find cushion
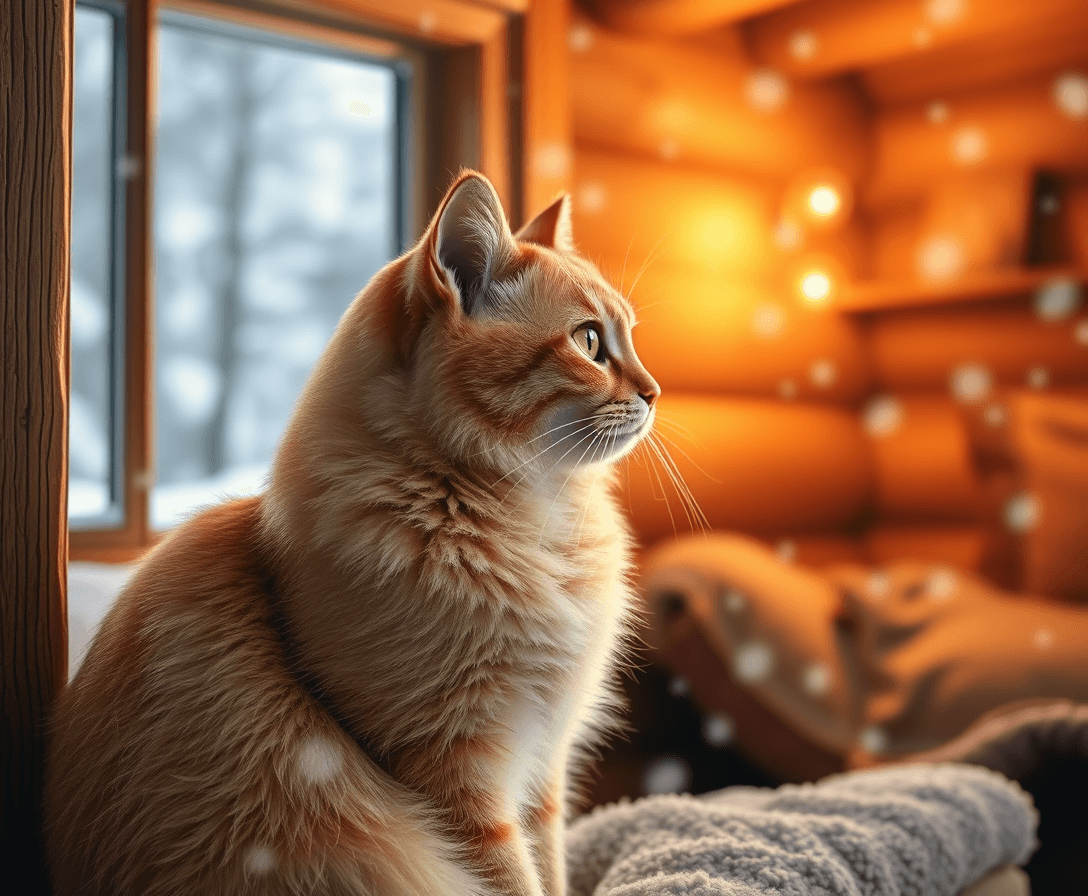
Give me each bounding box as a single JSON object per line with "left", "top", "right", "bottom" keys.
{"left": 963, "top": 389, "right": 1088, "bottom": 604}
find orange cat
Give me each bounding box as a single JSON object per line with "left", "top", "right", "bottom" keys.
{"left": 45, "top": 172, "right": 659, "bottom": 896}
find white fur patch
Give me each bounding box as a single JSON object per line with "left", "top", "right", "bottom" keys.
{"left": 244, "top": 843, "right": 276, "bottom": 875}
{"left": 296, "top": 733, "right": 344, "bottom": 785}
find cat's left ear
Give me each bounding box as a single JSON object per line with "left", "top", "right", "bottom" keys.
{"left": 515, "top": 195, "right": 574, "bottom": 252}
{"left": 431, "top": 172, "right": 515, "bottom": 316}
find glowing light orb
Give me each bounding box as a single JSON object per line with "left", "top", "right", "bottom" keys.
{"left": 807, "top": 185, "right": 841, "bottom": 217}
{"left": 1034, "top": 276, "right": 1081, "bottom": 322}
{"left": 983, "top": 403, "right": 1006, "bottom": 427}
{"left": 296, "top": 734, "right": 343, "bottom": 785}
{"left": 577, "top": 182, "right": 607, "bottom": 214}
{"left": 533, "top": 143, "right": 571, "bottom": 180}
{"left": 1034, "top": 628, "right": 1055, "bottom": 650}
{"left": 643, "top": 756, "right": 691, "bottom": 794}
{"left": 788, "top": 29, "right": 819, "bottom": 61}
{"left": 775, "top": 539, "right": 796, "bottom": 563}
{"left": 808, "top": 359, "right": 837, "bottom": 389}
{"left": 668, "top": 676, "right": 690, "bottom": 698}
{"left": 916, "top": 236, "right": 965, "bottom": 282}
{"left": 859, "top": 726, "right": 887, "bottom": 754}
{"left": 774, "top": 219, "right": 803, "bottom": 251}
{"left": 926, "top": 101, "right": 950, "bottom": 124}
{"left": 1005, "top": 492, "right": 1041, "bottom": 533}
{"left": 862, "top": 395, "right": 905, "bottom": 438}
{"left": 733, "top": 641, "right": 774, "bottom": 683}
{"left": 744, "top": 68, "right": 790, "bottom": 113}
{"left": 802, "top": 663, "right": 831, "bottom": 696}
{"left": 926, "top": 0, "right": 966, "bottom": 25}
{"left": 418, "top": 11, "right": 437, "bottom": 33}
{"left": 245, "top": 845, "right": 276, "bottom": 875}
{"left": 1027, "top": 367, "right": 1050, "bottom": 389}
{"left": 800, "top": 271, "right": 832, "bottom": 304}
{"left": 950, "top": 363, "right": 993, "bottom": 404}
{"left": 703, "top": 713, "right": 735, "bottom": 747}
{"left": 867, "top": 572, "right": 889, "bottom": 598}
{"left": 567, "top": 23, "right": 594, "bottom": 53}
{"left": 751, "top": 303, "right": 786, "bottom": 339}
{"left": 1054, "top": 72, "right": 1088, "bottom": 120}
{"left": 951, "top": 126, "right": 988, "bottom": 165}
{"left": 778, "top": 378, "right": 799, "bottom": 399}
{"left": 927, "top": 568, "right": 957, "bottom": 601}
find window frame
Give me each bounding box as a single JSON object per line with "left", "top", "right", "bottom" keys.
{"left": 68, "top": 0, "right": 561, "bottom": 562}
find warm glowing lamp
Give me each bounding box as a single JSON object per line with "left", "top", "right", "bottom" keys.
{"left": 807, "top": 185, "right": 841, "bottom": 218}
{"left": 800, "top": 270, "right": 832, "bottom": 304}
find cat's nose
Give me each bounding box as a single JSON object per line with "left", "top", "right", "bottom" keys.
{"left": 638, "top": 376, "right": 660, "bottom": 410}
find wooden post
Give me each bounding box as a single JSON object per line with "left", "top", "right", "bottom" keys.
{"left": 1, "top": 0, "right": 72, "bottom": 890}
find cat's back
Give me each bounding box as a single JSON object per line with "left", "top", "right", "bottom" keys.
{"left": 46, "top": 496, "right": 477, "bottom": 896}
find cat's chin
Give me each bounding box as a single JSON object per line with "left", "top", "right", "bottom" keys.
{"left": 581, "top": 420, "right": 652, "bottom": 465}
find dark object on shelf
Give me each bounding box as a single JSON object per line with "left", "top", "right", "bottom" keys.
{"left": 1025, "top": 171, "right": 1072, "bottom": 267}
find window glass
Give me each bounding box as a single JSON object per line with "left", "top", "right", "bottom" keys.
{"left": 152, "top": 17, "right": 399, "bottom": 528}
{"left": 70, "top": 4, "right": 121, "bottom": 527}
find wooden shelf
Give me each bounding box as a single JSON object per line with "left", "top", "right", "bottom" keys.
{"left": 837, "top": 265, "right": 1088, "bottom": 313}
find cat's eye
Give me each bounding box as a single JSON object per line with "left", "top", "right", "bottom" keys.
{"left": 573, "top": 324, "right": 604, "bottom": 361}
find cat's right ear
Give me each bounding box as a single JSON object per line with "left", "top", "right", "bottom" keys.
{"left": 429, "top": 172, "right": 514, "bottom": 316}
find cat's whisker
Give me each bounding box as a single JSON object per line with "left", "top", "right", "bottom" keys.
{"left": 642, "top": 435, "right": 679, "bottom": 538}
{"left": 647, "top": 433, "right": 711, "bottom": 534}
{"left": 652, "top": 427, "right": 721, "bottom": 485}
{"left": 468, "top": 416, "right": 594, "bottom": 461}
{"left": 624, "top": 234, "right": 667, "bottom": 307}
{"left": 539, "top": 429, "right": 604, "bottom": 546}
{"left": 646, "top": 435, "right": 698, "bottom": 534}
{"left": 490, "top": 419, "right": 598, "bottom": 490}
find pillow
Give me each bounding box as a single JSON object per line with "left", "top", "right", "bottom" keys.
{"left": 962, "top": 389, "right": 1088, "bottom": 604}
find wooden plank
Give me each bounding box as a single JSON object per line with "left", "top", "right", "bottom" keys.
{"left": 521, "top": 0, "right": 572, "bottom": 217}
{"left": 839, "top": 265, "right": 1088, "bottom": 313}
{"left": 70, "top": 0, "right": 155, "bottom": 562}
{"left": 166, "top": 0, "right": 406, "bottom": 57}
{"left": 862, "top": 19, "right": 1088, "bottom": 105}
{"left": 866, "top": 75, "right": 1088, "bottom": 207}
{"left": 569, "top": 11, "right": 870, "bottom": 182}
{"left": 0, "top": 0, "right": 71, "bottom": 889}
{"left": 582, "top": 0, "right": 801, "bottom": 35}
{"left": 266, "top": 0, "right": 506, "bottom": 45}
{"left": 745, "top": 0, "right": 1088, "bottom": 81}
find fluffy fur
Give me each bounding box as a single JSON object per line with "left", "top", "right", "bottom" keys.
{"left": 45, "top": 172, "right": 659, "bottom": 896}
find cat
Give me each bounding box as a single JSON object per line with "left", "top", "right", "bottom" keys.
{"left": 45, "top": 171, "right": 660, "bottom": 896}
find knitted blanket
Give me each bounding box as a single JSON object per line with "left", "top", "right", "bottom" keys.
{"left": 567, "top": 764, "right": 1037, "bottom": 896}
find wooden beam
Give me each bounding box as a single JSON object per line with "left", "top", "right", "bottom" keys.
{"left": 520, "top": 0, "right": 572, "bottom": 218}
{"left": 266, "top": 0, "right": 506, "bottom": 45}
{"left": 1, "top": 0, "right": 71, "bottom": 889}
{"left": 569, "top": 12, "right": 870, "bottom": 182}
{"left": 863, "top": 20, "right": 1088, "bottom": 105}
{"left": 745, "top": 0, "right": 1088, "bottom": 81}
{"left": 866, "top": 75, "right": 1088, "bottom": 207}
{"left": 582, "top": 0, "right": 801, "bottom": 35}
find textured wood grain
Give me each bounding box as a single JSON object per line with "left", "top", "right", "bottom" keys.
{"left": 1, "top": 0, "right": 71, "bottom": 889}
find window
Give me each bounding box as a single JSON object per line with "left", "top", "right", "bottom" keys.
{"left": 71, "top": 1, "right": 125, "bottom": 528}
{"left": 67, "top": 0, "right": 528, "bottom": 561}
{"left": 151, "top": 14, "right": 404, "bottom": 527}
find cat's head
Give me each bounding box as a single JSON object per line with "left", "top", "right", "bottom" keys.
{"left": 384, "top": 171, "right": 659, "bottom": 480}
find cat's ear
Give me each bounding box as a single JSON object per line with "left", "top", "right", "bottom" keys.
{"left": 514, "top": 195, "right": 573, "bottom": 252}
{"left": 431, "top": 172, "right": 514, "bottom": 316}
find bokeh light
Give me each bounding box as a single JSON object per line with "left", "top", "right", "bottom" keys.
{"left": 788, "top": 29, "right": 818, "bottom": 61}
{"left": 916, "top": 236, "right": 965, "bottom": 282}
{"left": 744, "top": 68, "right": 790, "bottom": 113}
{"left": 1033, "top": 276, "right": 1081, "bottom": 322}
{"left": 862, "top": 395, "right": 905, "bottom": 438}
{"left": 950, "top": 126, "right": 988, "bottom": 165}
{"left": 1054, "top": 72, "right": 1088, "bottom": 120}
{"left": 809, "top": 358, "right": 837, "bottom": 389}
{"left": 733, "top": 641, "right": 774, "bottom": 683}
{"left": 1004, "top": 491, "right": 1042, "bottom": 533}
{"left": 800, "top": 271, "right": 832, "bottom": 304}
{"left": 950, "top": 363, "right": 993, "bottom": 404}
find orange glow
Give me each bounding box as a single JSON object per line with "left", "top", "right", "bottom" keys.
{"left": 782, "top": 168, "right": 853, "bottom": 231}
{"left": 800, "top": 271, "right": 832, "bottom": 304}
{"left": 807, "top": 185, "right": 841, "bottom": 217}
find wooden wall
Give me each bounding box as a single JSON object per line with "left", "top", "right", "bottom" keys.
{"left": 568, "top": 7, "right": 1088, "bottom": 566}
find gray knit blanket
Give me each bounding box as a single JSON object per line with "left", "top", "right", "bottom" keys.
{"left": 567, "top": 764, "right": 1037, "bottom": 896}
